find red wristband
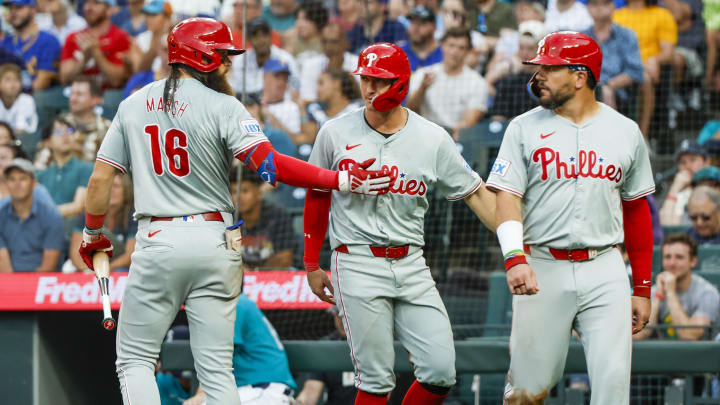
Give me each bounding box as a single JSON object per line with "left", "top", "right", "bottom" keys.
{"left": 633, "top": 285, "right": 651, "bottom": 298}
{"left": 504, "top": 255, "right": 528, "bottom": 271}
{"left": 85, "top": 212, "right": 106, "bottom": 230}
{"left": 304, "top": 262, "right": 320, "bottom": 272}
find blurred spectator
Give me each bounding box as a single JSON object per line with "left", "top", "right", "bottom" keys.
{"left": 242, "top": 93, "right": 296, "bottom": 157}
{"left": 221, "top": 0, "right": 282, "bottom": 50}
{"left": 704, "top": 0, "right": 720, "bottom": 91}
{"left": 234, "top": 168, "right": 296, "bottom": 270}
{"left": 474, "top": 0, "right": 517, "bottom": 49}
{"left": 261, "top": 0, "right": 299, "bottom": 32}
{"left": 331, "top": 0, "right": 360, "bottom": 32}
{"left": 0, "top": 158, "right": 65, "bottom": 272}
{"left": 407, "top": 28, "right": 488, "bottom": 139}
{"left": 388, "top": 0, "right": 414, "bottom": 23}
{"left": 156, "top": 325, "right": 193, "bottom": 404}
{"left": 285, "top": 1, "right": 328, "bottom": 59}
{"left": 295, "top": 305, "right": 358, "bottom": 405}
{"left": 613, "top": 0, "right": 677, "bottom": 139}
{"left": 123, "top": 33, "right": 171, "bottom": 98}
{"left": 666, "top": 0, "right": 705, "bottom": 114}
{"left": 60, "top": 0, "right": 131, "bottom": 89}
{"left": 298, "top": 22, "right": 359, "bottom": 103}
{"left": 0, "top": 121, "right": 20, "bottom": 146}
{"left": 35, "top": 0, "right": 87, "bottom": 45}
{"left": 261, "top": 59, "right": 301, "bottom": 136}
{"left": 438, "top": 0, "right": 489, "bottom": 69}
{"left": 545, "top": 0, "right": 594, "bottom": 32}
{"left": 583, "top": 0, "right": 644, "bottom": 110}
{"left": 0, "top": 143, "right": 53, "bottom": 203}
{"left": 660, "top": 139, "right": 710, "bottom": 225}
{"left": 68, "top": 173, "right": 135, "bottom": 272}
{"left": 127, "top": 0, "right": 173, "bottom": 74}
{"left": 1, "top": 0, "right": 62, "bottom": 91}
{"left": 36, "top": 116, "right": 93, "bottom": 219}
{"left": 399, "top": 6, "right": 443, "bottom": 71}
{"left": 635, "top": 233, "right": 720, "bottom": 340}
{"left": 35, "top": 77, "right": 110, "bottom": 167}
{"left": 110, "top": 0, "right": 146, "bottom": 37}
{"left": 183, "top": 294, "right": 297, "bottom": 404}
{"left": 486, "top": 26, "right": 541, "bottom": 120}
{"left": 0, "top": 64, "right": 38, "bottom": 135}
{"left": 687, "top": 186, "right": 720, "bottom": 244}
{"left": 299, "top": 69, "right": 362, "bottom": 145}
{"left": 166, "top": 0, "right": 220, "bottom": 21}
{"left": 691, "top": 166, "right": 720, "bottom": 189}
{"left": 347, "top": 0, "right": 408, "bottom": 54}
{"left": 485, "top": 20, "right": 545, "bottom": 94}
{"left": 229, "top": 18, "right": 299, "bottom": 96}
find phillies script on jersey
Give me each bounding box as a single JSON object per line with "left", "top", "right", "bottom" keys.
{"left": 532, "top": 147, "right": 623, "bottom": 183}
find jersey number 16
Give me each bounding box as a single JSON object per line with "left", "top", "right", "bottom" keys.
{"left": 144, "top": 124, "right": 190, "bottom": 177}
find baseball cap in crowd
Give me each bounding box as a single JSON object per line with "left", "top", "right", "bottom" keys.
{"left": 247, "top": 18, "right": 271, "bottom": 36}
{"left": 263, "top": 58, "right": 290, "bottom": 74}
{"left": 675, "top": 139, "right": 708, "bottom": 161}
{"left": 240, "top": 92, "right": 262, "bottom": 106}
{"left": 4, "top": 158, "right": 35, "bottom": 178}
{"left": 95, "top": 0, "right": 118, "bottom": 6}
{"left": 692, "top": 166, "right": 720, "bottom": 187}
{"left": 142, "top": 0, "right": 173, "bottom": 16}
{"left": 408, "top": 5, "right": 436, "bottom": 23}
{"left": 2, "top": 0, "right": 37, "bottom": 6}
{"left": 518, "top": 20, "right": 547, "bottom": 43}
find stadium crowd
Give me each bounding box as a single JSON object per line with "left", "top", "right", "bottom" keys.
{"left": 0, "top": 0, "right": 719, "bottom": 402}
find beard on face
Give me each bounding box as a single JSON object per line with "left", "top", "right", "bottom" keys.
{"left": 538, "top": 83, "right": 574, "bottom": 110}
{"left": 12, "top": 14, "right": 33, "bottom": 31}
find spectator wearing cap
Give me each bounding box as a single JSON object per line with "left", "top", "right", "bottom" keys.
{"left": 583, "top": 0, "right": 644, "bottom": 110}
{"left": 0, "top": 141, "right": 54, "bottom": 203}
{"left": 261, "top": 58, "right": 301, "bottom": 136}
{"left": 127, "top": 0, "right": 173, "bottom": 74}
{"left": 60, "top": 0, "right": 131, "bottom": 89}
{"left": 297, "top": 22, "right": 359, "bottom": 103}
{"left": 0, "top": 158, "right": 65, "bottom": 272}
{"left": 36, "top": 116, "right": 93, "bottom": 221}
{"left": 35, "top": 0, "right": 87, "bottom": 46}
{"left": 474, "top": 0, "right": 517, "bottom": 50}
{"left": 686, "top": 186, "right": 720, "bottom": 245}
{"left": 229, "top": 18, "right": 299, "bottom": 96}
{"left": 220, "top": 0, "right": 282, "bottom": 50}
{"left": 347, "top": 0, "right": 409, "bottom": 54}
{"left": 156, "top": 325, "right": 193, "bottom": 404}
{"left": 285, "top": 1, "right": 328, "bottom": 59}
{"left": 545, "top": 0, "right": 594, "bottom": 32}
{"left": 261, "top": 0, "right": 299, "bottom": 32}
{"left": 407, "top": 28, "right": 488, "bottom": 139}
{"left": 399, "top": 6, "right": 443, "bottom": 71}
{"left": 660, "top": 139, "right": 710, "bottom": 226}
{"left": 692, "top": 166, "right": 720, "bottom": 189}
{"left": 183, "top": 294, "right": 297, "bottom": 404}
{"left": 485, "top": 20, "right": 545, "bottom": 93}
{"left": 486, "top": 24, "right": 543, "bottom": 120}
{"left": 0, "top": 64, "right": 38, "bottom": 137}
{"left": 110, "top": 0, "right": 146, "bottom": 37}
{"left": 1, "top": 0, "right": 62, "bottom": 91}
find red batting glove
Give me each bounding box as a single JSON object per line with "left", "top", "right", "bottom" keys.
{"left": 78, "top": 228, "right": 114, "bottom": 270}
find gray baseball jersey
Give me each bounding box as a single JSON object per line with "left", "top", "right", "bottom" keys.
{"left": 486, "top": 103, "right": 655, "bottom": 248}
{"left": 97, "top": 78, "right": 268, "bottom": 218}
{"left": 308, "top": 107, "right": 482, "bottom": 248}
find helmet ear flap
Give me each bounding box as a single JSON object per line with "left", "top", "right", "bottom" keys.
{"left": 527, "top": 71, "right": 541, "bottom": 100}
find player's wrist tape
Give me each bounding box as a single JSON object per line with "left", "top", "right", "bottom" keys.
{"left": 337, "top": 171, "right": 350, "bottom": 192}
{"left": 497, "top": 220, "right": 526, "bottom": 271}
{"left": 633, "top": 285, "right": 651, "bottom": 298}
{"left": 85, "top": 212, "right": 106, "bottom": 230}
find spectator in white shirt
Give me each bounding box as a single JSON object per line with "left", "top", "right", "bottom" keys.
{"left": 35, "top": 0, "right": 87, "bottom": 45}
{"left": 261, "top": 58, "right": 301, "bottom": 139}
{"left": 407, "top": 27, "right": 488, "bottom": 139}
{"left": 126, "top": 0, "right": 174, "bottom": 74}
{"left": 545, "top": 0, "right": 593, "bottom": 32}
{"left": 0, "top": 64, "right": 38, "bottom": 136}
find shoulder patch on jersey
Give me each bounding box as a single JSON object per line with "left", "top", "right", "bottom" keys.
{"left": 491, "top": 158, "right": 511, "bottom": 177}
{"left": 240, "top": 119, "right": 263, "bottom": 135}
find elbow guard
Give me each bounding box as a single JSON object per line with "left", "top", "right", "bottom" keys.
{"left": 236, "top": 141, "right": 278, "bottom": 186}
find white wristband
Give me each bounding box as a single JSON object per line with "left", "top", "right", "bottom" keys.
{"left": 496, "top": 220, "right": 525, "bottom": 259}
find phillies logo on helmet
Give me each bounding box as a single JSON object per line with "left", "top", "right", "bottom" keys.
{"left": 532, "top": 147, "right": 623, "bottom": 183}
{"left": 366, "top": 53, "right": 378, "bottom": 67}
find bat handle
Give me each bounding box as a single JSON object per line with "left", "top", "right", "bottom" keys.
{"left": 97, "top": 277, "right": 116, "bottom": 330}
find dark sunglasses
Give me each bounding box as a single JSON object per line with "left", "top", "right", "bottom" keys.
{"left": 690, "top": 214, "right": 713, "bottom": 222}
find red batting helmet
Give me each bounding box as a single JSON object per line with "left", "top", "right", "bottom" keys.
{"left": 352, "top": 43, "right": 411, "bottom": 112}
{"left": 168, "top": 18, "right": 245, "bottom": 73}
{"left": 524, "top": 31, "right": 602, "bottom": 97}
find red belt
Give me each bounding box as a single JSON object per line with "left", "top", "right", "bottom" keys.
{"left": 336, "top": 244, "right": 410, "bottom": 259}
{"left": 523, "top": 244, "right": 614, "bottom": 262}
{"left": 150, "top": 212, "right": 224, "bottom": 222}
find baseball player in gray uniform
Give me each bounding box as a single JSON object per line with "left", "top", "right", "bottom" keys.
{"left": 486, "top": 31, "right": 655, "bottom": 404}
{"left": 303, "top": 43, "right": 496, "bottom": 405}
{"left": 78, "top": 18, "right": 393, "bottom": 405}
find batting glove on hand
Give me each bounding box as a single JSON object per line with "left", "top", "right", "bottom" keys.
{"left": 338, "top": 158, "right": 395, "bottom": 195}
{"left": 79, "top": 227, "right": 114, "bottom": 270}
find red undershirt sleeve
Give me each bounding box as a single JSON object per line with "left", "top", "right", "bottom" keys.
{"left": 303, "top": 189, "right": 332, "bottom": 271}
{"left": 622, "top": 197, "right": 653, "bottom": 298}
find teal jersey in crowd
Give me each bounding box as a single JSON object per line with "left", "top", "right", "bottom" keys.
{"left": 232, "top": 294, "right": 296, "bottom": 389}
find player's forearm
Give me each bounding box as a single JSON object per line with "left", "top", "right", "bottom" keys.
{"left": 303, "top": 189, "right": 332, "bottom": 270}
{"left": 496, "top": 190, "right": 523, "bottom": 225}
{"left": 86, "top": 162, "right": 118, "bottom": 217}
{"left": 464, "top": 184, "right": 496, "bottom": 232}
{"left": 275, "top": 153, "right": 339, "bottom": 190}
{"left": 622, "top": 198, "right": 653, "bottom": 297}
